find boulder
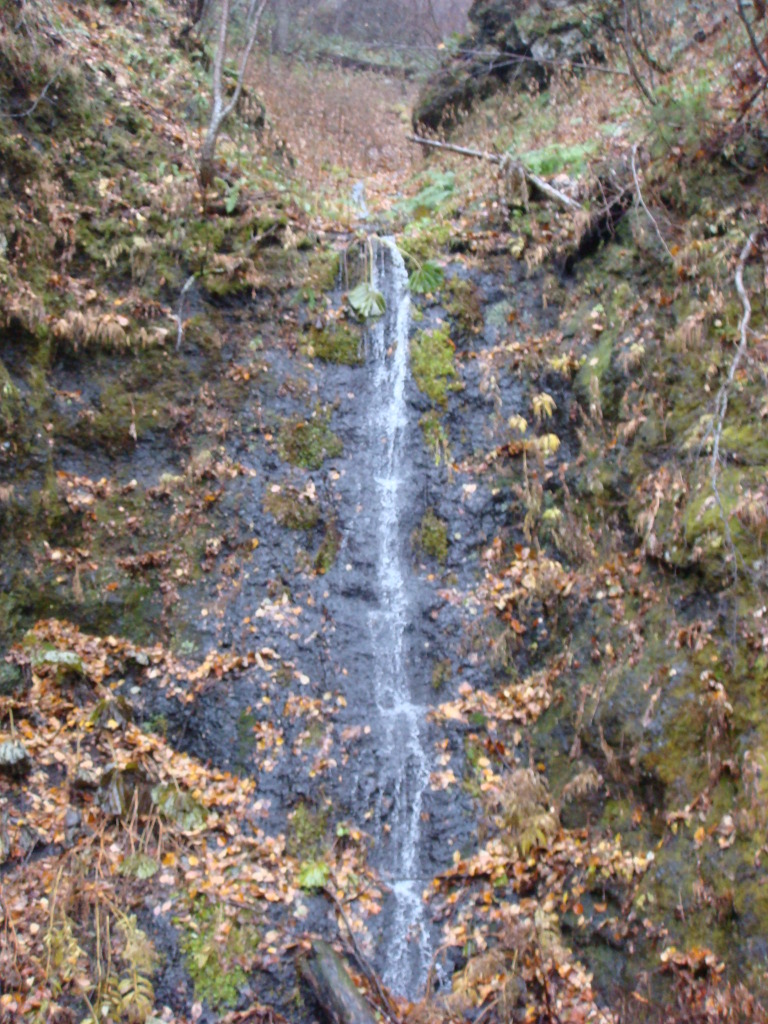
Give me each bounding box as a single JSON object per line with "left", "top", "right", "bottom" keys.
{"left": 413, "top": 0, "right": 605, "bottom": 133}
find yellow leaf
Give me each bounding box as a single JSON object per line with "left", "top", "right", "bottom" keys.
{"left": 535, "top": 433, "right": 561, "bottom": 456}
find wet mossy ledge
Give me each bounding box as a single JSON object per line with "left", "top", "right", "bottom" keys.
{"left": 304, "top": 320, "right": 363, "bottom": 365}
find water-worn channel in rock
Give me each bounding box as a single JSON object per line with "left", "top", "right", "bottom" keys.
{"left": 360, "top": 237, "right": 431, "bottom": 995}
{"left": 130, "top": 242, "right": 551, "bottom": 1013}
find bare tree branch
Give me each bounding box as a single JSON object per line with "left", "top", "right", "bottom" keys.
{"left": 628, "top": 0, "right": 670, "bottom": 76}
{"left": 452, "top": 47, "right": 631, "bottom": 76}
{"left": 736, "top": 0, "right": 768, "bottom": 73}
{"left": 737, "top": 68, "right": 768, "bottom": 119}
{"left": 710, "top": 231, "right": 759, "bottom": 580}
{"left": 175, "top": 275, "right": 196, "bottom": 351}
{"left": 12, "top": 67, "right": 62, "bottom": 118}
{"left": 620, "top": 0, "right": 656, "bottom": 103}
{"left": 407, "top": 134, "right": 583, "bottom": 211}
{"left": 631, "top": 143, "right": 673, "bottom": 262}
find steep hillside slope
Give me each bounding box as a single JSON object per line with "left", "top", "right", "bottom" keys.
{"left": 1, "top": 0, "right": 768, "bottom": 1022}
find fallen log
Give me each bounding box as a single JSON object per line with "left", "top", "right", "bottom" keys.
{"left": 298, "top": 939, "right": 379, "bottom": 1024}
{"left": 407, "top": 134, "right": 583, "bottom": 212}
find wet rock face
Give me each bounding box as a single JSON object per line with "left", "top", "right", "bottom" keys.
{"left": 412, "top": 0, "right": 605, "bottom": 132}
{"left": 127, "top": 248, "right": 557, "bottom": 1006}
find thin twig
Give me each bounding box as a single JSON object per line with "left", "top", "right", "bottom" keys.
{"left": 175, "top": 275, "right": 195, "bottom": 351}
{"left": 630, "top": 0, "right": 669, "bottom": 76}
{"left": 630, "top": 143, "right": 673, "bottom": 262}
{"left": 13, "top": 68, "right": 62, "bottom": 118}
{"left": 451, "top": 48, "right": 631, "bottom": 76}
{"left": 407, "top": 135, "right": 583, "bottom": 211}
{"left": 322, "top": 886, "right": 401, "bottom": 1024}
{"left": 737, "top": 69, "right": 768, "bottom": 119}
{"left": 620, "top": 0, "right": 656, "bottom": 104}
{"left": 710, "top": 231, "right": 759, "bottom": 581}
{"left": 736, "top": 0, "right": 768, "bottom": 73}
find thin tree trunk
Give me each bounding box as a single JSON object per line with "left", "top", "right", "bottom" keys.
{"left": 199, "top": 0, "right": 269, "bottom": 190}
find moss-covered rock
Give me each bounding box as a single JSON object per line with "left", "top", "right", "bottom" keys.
{"left": 314, "top": 518, "right": 341, "bottom": 574}
{"left": 306, "top": 320, "right": 363, "bottom": 365}
{"left": 414, "top": 508, "right": 448, "bottom": 564}
{"left": 444, "top": 276, "right": 484, "bottom": 338}
{"left": 277, "top": 407, "right": 343, "bottom": 469}
{"left": 412, "top": 0, "right": 604, "bottom": 131}
{"left": 178, "top": 899, "right": 259, "bottom": 1010}
{"left": 411, "top": 325, "right": 461, "bottom": 407}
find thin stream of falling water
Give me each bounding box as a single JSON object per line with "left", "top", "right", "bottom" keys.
{"left": 367, "top": 237, "right": 432, "bottom": 997}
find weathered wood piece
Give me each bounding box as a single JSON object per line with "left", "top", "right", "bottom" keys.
{"left": 407, "top": 134, "right": 583, "bottom": 212}
{"left": 298, "top": 939, "right": 378, "bottom": 1024}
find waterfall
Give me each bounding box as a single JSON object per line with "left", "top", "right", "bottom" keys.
{"left": 366, "top": 237, "right": 432, "bottom": 997}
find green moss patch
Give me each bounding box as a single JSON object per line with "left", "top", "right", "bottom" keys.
{"left": 419, "top": 410, "right": 451, "bottom": 466}
{"left": 277, "top": 408, "right": 343, "bottom": 469}
{"left": 287, "top": 800, "right": 329, "bottom": 860}
{"left": 414, "top": 508, "right": 448, "bottom": 564}
{"left": 306, "top": 320, "right": 363, "bottom": 365}
{"left": 314, "top": 518, "right": 341, "bottom": 574}
{"left": 410, "top": 325, "right": 461, "bottom": 407}
{"left": 178, "top": 900, "right": 259, "bottom": 1010}
{"left": 444, "top": 276, "right": 483, "bottom": 337}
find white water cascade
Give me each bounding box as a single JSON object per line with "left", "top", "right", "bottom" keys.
{"left": 366, "top": 237, "right": 432, "bottom": 996}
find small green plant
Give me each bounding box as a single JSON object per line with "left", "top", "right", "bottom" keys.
{"left": 142, "top": 712, "right": 168, "bottom": 738}
{"left": 178, "top": 900, "right": 258, "bottom": 1010}
{"left": 212, "top": 176, "right": 241, "bottom": 214}
{"left": 432, "top": 658, "right": 452, "bottom": 690}
{"left": 414, "top": 508, "right": 449, "bottom": 564}
{"left": 297, "top": 859, "right": 331, "bottom": 891}
{"left": 515, "top": 140, "right": 596, "bottom": 178}
{"left": 650, "top": 76, "right": 717, "bottom": 154}
{"left": 345, "top": 235, "right": 385, "bottom": 320}
{"left": 397, "top": 170, "right": 455, "bottom": 216}
{"left": 288, "top": 801, "right": 329, "bottom": 860}
{"left": 348, "top": 280, "right": 385, "bottom": 319}
{"left": 419, "top": 411, "right": 451, "bottom": 466}
{"left": 96, "top": 913, "right": 158, "bottom": 1023}
{"left": 404, "top": 254, "right": 444, "bottom": 295}
{"left": 151, "top": 784, "right": 207, "bottom": 830}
